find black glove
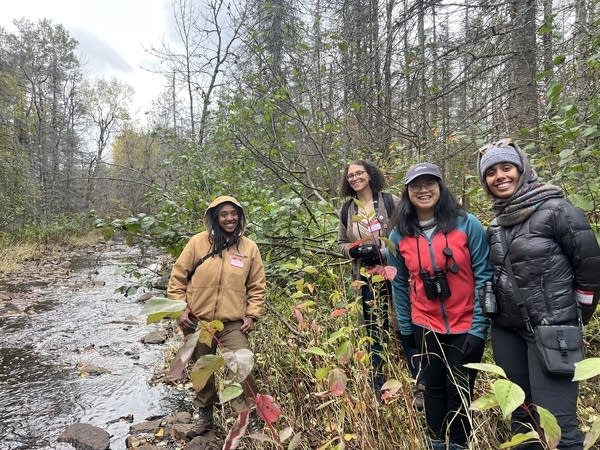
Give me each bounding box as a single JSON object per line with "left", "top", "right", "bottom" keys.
{"left": 398, "top": 332, "right": 416, "bottom": 350}
{"left": 461, "top": 334, "right": 485, "bottom": 363}
{"left": 349, "top": 246, "right": 362, "bottom": 259}
{"left": 349, "top": 244, "right": 380, "bottom": 266}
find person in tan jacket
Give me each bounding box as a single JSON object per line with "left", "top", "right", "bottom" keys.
{"left": 167, "top": 195, "right": 266, "bottom": 436}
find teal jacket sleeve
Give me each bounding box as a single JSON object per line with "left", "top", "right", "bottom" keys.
{"left": 387, "top": 228, "right": 414, "bottom": 335}
{"left": 464, "top": 213, "right": 493, "bottom": 339}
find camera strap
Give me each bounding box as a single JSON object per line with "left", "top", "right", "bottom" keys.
{"left": 499, "top": 228, "right": 534, "bottom": 334}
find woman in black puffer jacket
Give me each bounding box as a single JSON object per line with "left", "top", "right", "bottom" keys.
{"left": 477, "top": 139, "right": 600, "bottom": 450}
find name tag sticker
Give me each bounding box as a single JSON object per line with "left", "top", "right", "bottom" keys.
{"left": 230, "top": 254, "right": 244, "bottom": 268}
{"left": 367, "top": 218, "right": 382, "bottom": 232}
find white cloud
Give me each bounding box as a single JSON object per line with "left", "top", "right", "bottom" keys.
{"left": 0, "top": 0, "right": 174, "bottom": 123}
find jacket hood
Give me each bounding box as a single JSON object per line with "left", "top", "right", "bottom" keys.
{"left": 203, "top": 195, "right": 244, "bottom": 230}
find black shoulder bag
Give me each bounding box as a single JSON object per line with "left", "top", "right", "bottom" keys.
{"left": 499, "top": 228, "right": 585, "bottom": 377}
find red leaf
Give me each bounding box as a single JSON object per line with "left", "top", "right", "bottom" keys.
{"left": 366, "top": 264, "right": 397, "bottom": 281}
{"left": 223, "top": 409, "right": 250, "bottom": 450}
{"left": 169, "top": 331, "right": 199, "bottom": 379}
{"left": 328, "top": 368, "right": 347, "bottom": 396}
{"left": 382, "top": 265, "right": 397, "bottom": 281}
{"left": 330, "top": 307, "right": 348, "bottom": 318}
{"left": 293, "top": 308, "right": 304, "bottom": 328}
{"left": 255, "top": 394, "right": 281, "bottom": 424}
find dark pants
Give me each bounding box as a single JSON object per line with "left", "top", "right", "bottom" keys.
{"left": 491, "top": 325, "right": 583, "bottom": 449}
{"left": 416, "top": 327, "right": 482, "bottom": 446}
{"left": 360, "top": 278, "right": 390, "bottom": 389}
{"left": 400, "top": 333, "right": 423, "bottom": 383}
{"left": 189, "top": 320, "right": 258, "bottom": 412}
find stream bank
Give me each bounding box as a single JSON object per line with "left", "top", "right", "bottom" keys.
{"left": 0, "top": 240, "right": 186, "bottom": 449}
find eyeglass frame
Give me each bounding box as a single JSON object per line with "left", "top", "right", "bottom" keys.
{"left": 346, "top": 169, "right": 367, "bottom": 180}
{"left": 407, "top": 179, "right": 439, "bottom": 192}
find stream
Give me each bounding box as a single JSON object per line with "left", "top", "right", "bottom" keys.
{"left": 0, "top": 242, "right": 184, "bottom": 450}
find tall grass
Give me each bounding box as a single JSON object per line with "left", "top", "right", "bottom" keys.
{"left": 0, "top": 213, "right": 99, "bottom": 273}
{"left": 236, "top": 268, "right": 599, "bottom": 449}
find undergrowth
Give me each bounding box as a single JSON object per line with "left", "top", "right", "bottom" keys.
{"left": 0, "top": 213, "right": 100, "bottom": 273}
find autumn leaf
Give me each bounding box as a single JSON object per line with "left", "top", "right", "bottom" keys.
{"left": 382, "top": 265, "right": 397, "bottom": 280}
{"left": 142, "top": 297, "right": 186, "bottom": 324}
{"left": 223, "top": 409, "right": 249, "bottom": 450}
{"left": 350, "top": 279, "right": 367, "bottom": 290}
{"left": 169, "top": 330, "right": 200, "bottom": 379}
{"left": 293, "top": 307, "right": 304, "bottom": 329}
{"left": 330, "top": 307, "right": 348, "bottom": 318}
{"left": 190, "top": 354, "right": 225, "bottom": 391}
{"left": 198, "top": 319, "right": 224, "bottom": 346}
{"left": 336, "top": 340, "right": 353, "bottom": 365}
{"left": 222, "top": 349, "right": 254, "bottom": 382}
{"left": 255, "top": 394, "right": 282, "bottom": 424}
{"left": 328, "top": 368, "right": 347, "bottom": 396}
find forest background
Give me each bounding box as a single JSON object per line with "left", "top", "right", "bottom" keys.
{"left": 1, "top": 0, "right": 599, "bottom": 449}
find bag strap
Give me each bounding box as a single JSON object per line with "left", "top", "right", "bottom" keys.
{"left": 500, "top": 227, "right": 584, "bottom": 334}
{"left": 382, "top": 192, "right": 395, "bottom": 219}
{"left": 186, "top": 240, "right": 234, "bottom": 281}
{"left": 499, "top": 228, "right": 534, "bottom": 334}
{"left": 341, "top": 198, "right": 353, "bottom": 229}
{"left": 341, "top": 192, "right": 394, "bottom": 229}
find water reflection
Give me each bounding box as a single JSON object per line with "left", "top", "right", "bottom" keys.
{"left": 0, "top": 245, "right": 180, "bottom": 449}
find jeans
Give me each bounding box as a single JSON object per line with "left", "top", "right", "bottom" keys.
{"left": 491, "top": 325, "right": 583, "bottom": 449}
{"left": 415, "top": 327, "right": 483, "bottom": 446}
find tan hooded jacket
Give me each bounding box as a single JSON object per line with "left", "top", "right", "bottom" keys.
{"left": 167, "top": 196, "right": 266, "bottom": 321}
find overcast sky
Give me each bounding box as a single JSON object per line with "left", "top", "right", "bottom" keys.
{"left": 0, "top": 0, "right": 175, "bottom": 123}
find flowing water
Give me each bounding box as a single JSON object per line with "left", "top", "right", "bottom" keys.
{"left": 0, "top": 243, "right": 183, "bottom": 450}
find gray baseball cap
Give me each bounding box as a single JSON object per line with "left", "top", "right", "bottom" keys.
{"left": 404, "top": 162, "right": 442, "bottom": 185}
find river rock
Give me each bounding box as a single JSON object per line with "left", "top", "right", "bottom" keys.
{"left": 128, "top": 417, "right": 164, "bottom": 434}
{"left": 76, "top": 362, "right": 112, "bottom": 376}
{"left": 126, "top": 411, "right": 226, "bottom": 449}
{"left": 58, "top": 423, "right": 110, "bottom": 450}
{"left": 184, "top": 433, "right": 222, "bottom": 450}
{"left": 141, "top": 330, "right": 168, "bottom": 344}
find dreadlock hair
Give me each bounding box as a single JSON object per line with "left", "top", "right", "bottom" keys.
{"left": 393, "top": 181, "right": 466, "bottom": 236}
{"left": 339, "top": 160, "right": 387, "bottom": 197}
{"left": 207, "top": 202, "right": 246, "bottom": 255}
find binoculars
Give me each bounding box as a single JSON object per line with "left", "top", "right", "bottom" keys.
{"left": 480, "top": 281, "right": 498, "bottom": 316}
{"left": 420, "top": 268, "right": 452, "bottom": 301}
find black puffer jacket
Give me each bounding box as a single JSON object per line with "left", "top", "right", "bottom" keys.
{"left": 488, "top": 197, "right": 600, "bottom": 330}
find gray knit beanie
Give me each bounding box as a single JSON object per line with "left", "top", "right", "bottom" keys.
{"left": 478, "top": 145, "right": 523, "bottom": 178}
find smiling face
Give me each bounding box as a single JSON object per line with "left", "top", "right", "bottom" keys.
{"left": 346, "top": 164, "right": 371, "bottom": 194}
{"left": 217, "top": 203, "right": 239, "bottom": 236}
{"left": 484, "top": 162, "right": 521, "bottom": 198}
{"left": 407, "top": 175, "right": 440, "bottom": 219}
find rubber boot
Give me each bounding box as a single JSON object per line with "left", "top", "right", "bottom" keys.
{"left": 190, "top": 406, "right": 213, "bottom": 436}
{"left": 413, "top": 383, "right": 425, "bottom": 411}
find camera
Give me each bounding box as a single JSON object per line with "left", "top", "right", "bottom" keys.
{"left": 481, "top": 281, "right": 497, "bottom": 316}
{"left": 420, "top": 268, "right": 452, "bottom": 301}
{"left": 350, "top": 244, "right": 380, "bottom": 266}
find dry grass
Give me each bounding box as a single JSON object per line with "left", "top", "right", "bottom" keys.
{"left": 0, "top": 231, "right": 102, "bottom": 274}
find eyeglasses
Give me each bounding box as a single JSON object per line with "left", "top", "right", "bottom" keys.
{"left": 478, "top": 137, "right": 514, "bottom": 155}
{"left": 408, "top": 180, "right": 438, "bottom": 192}
{"left": 346, "top": 170, "right": 367, "bottom": 180}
